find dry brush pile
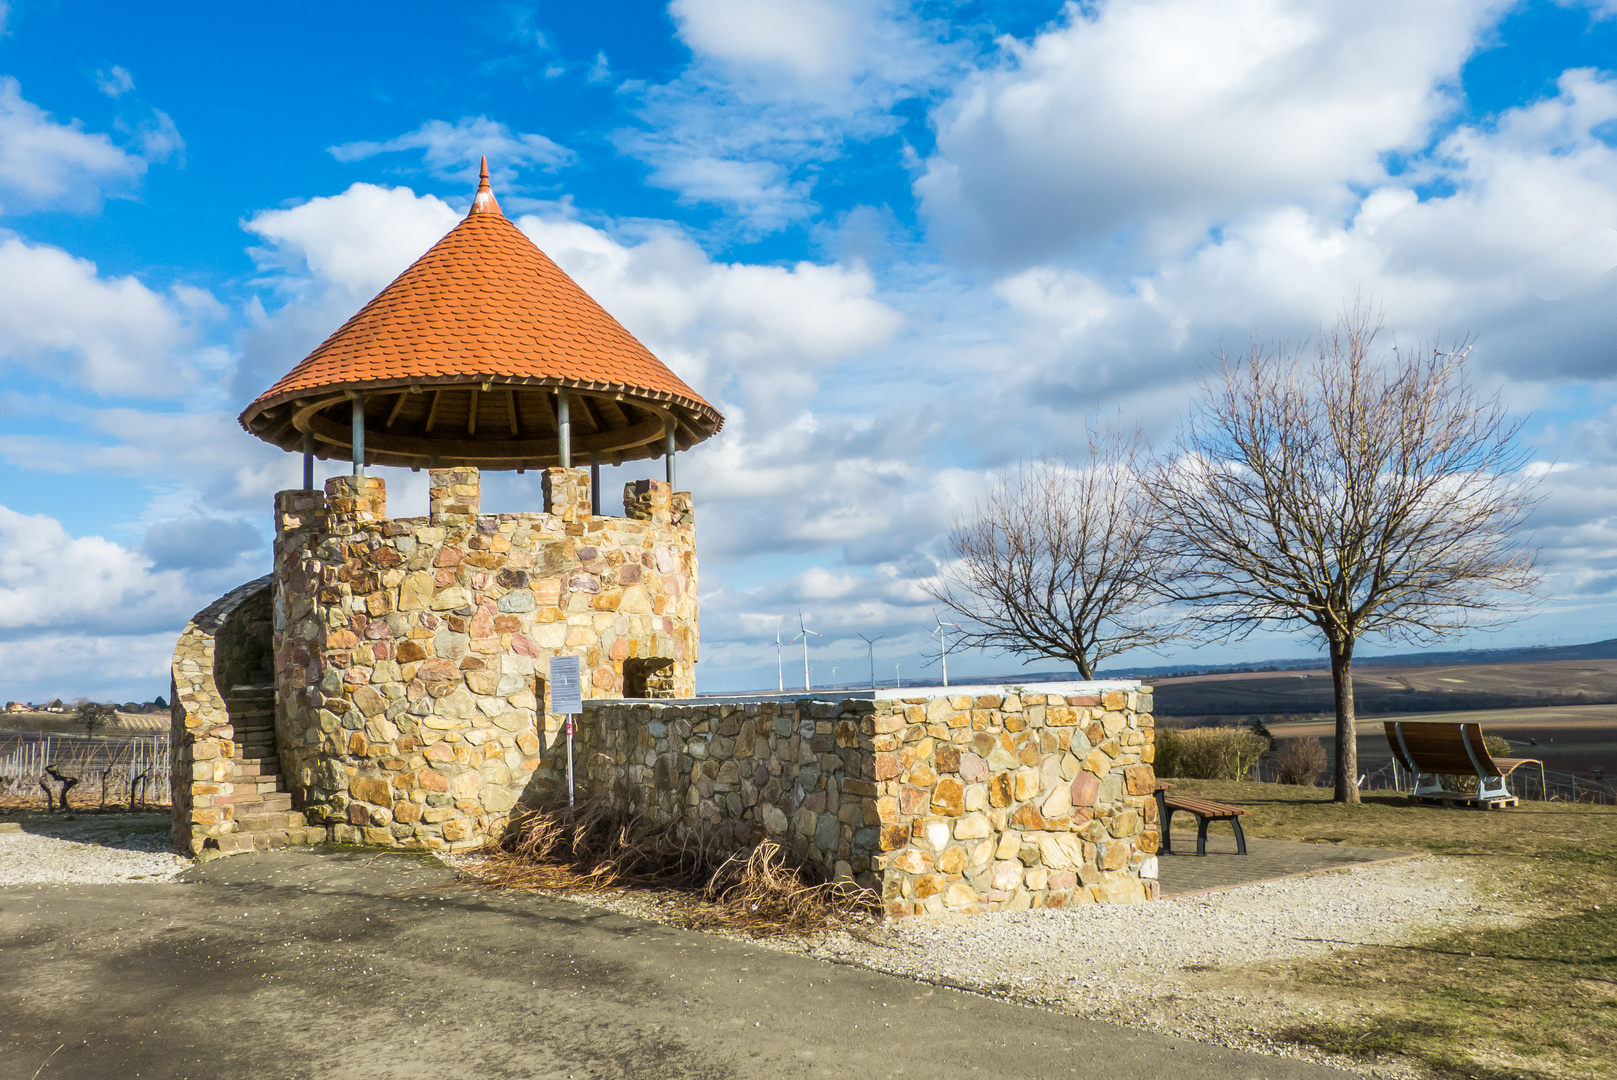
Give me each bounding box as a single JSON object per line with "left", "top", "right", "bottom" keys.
{"left": 463, "top": 799, "right": 881, "bottom": 936}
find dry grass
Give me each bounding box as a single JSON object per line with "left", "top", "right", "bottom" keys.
{"left": 1169, "top": 779, "right": 1617, "bottom": 1079}
{"left": 465, "top": 800, "right": 880, "bottom": 937}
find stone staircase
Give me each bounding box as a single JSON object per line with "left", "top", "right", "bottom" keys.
{"left": 217, "top": 685, "right": 327, "bottom": 852}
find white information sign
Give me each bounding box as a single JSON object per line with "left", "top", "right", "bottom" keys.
{"left": 550, "top": 655, "right": 583, "bottom": 715}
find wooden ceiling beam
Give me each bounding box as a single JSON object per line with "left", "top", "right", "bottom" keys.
{"left": 385, "top": 390, "right": 409, "bottom": 429}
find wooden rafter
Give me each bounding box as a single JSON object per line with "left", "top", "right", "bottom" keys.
{"left": 385, "top": 390, "right": 409, "bottom": 429}
{"left": 425, "top": 389, "right": 442, "bottom": 432}
{"left": 506, "top": 388, "right": 519, "bottom": 435}
{"left": 468, "top": 387, "right": 480, "bottom": 436}
{"left": 578, "top": 394, "right": 604, "bottom": 435}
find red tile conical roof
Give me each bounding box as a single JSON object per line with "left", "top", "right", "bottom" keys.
{"left": 239, "top": 159, "right": 722, "bottom": 469}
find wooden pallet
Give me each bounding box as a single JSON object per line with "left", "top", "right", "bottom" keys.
{"left": 1409, "top": 790, "right": 1519, "bottom": 810}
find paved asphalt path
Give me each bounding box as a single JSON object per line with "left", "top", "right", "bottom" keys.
{"left": 0, "top": 849, "right": 1353, "bottom": 1080}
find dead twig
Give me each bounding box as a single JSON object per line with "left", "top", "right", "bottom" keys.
{"left": 465, "top": 801, "right": 880, "bottom": 936}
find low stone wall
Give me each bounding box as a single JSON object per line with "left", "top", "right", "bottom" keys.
{"left": 537, "top": 683, "right": 1158, "bottom": 914}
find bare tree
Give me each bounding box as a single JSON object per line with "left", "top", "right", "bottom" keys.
{"left": 76, "top": 699, "right": 114, "bottom": 738}
{"left": 1150, "top": 309, "right": 1540, "bottom": 803}
{"left": 923, "top": 416, "right": 1180, "bottom": 679}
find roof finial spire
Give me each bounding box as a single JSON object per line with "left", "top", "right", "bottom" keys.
{"left": 470, "top": 156, "right": 502, "bottom": 217}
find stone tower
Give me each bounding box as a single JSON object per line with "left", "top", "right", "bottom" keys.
{"left": 170, "top": 161, "right": 723, "bottom": 855}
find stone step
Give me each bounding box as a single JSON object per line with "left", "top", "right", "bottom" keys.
{"left": 212, "top": 824, "right": 327, "bottom": 855}
{"left": 236, "top": 746, "right": 279, "bottom": 761}
{"left": 229, "top": 780, "right": 283, "bottom": 799}
{"left": 233, "top": 758, "right": 280, "bottom": 777}
{"left": 233, "top": 810, "right": 307, "bottom": 833}
{"left": 226, "top": 775, "right": 281, "bottom": 793}
{"left": 222, "top": 790, "right": 293, "bottom": 812}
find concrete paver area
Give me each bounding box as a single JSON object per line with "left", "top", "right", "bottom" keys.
{"left": 0, "top": 848, "right": 1354, "bottom": 1080}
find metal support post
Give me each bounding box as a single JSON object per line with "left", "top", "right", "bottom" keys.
{"left": 557, "top": 390, "right": 571, "bottom": 468}
{"left": 664, "top": 416, "right": 676, "bottom": 488}
{"left": 350, "top": 394, "right": 365, "bottom": 476}
{"left": 590, "top": 452, "right": 601, "bottom": 516}
{"left": 301, "top": 430, "right": 315, "bottom": 490}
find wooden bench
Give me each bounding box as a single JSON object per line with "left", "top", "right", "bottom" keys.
{"left": 1154, "top": 784, "right": 1248, "bottom": 855}
{"left": 1383, "top": 721, "right": 1545, "bottom": 809}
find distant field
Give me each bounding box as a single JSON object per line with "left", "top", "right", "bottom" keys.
{"left": 1267, "top": 703, "right": 1617, "bottom": 779}
{"left": 1153, "top": 657, "right": 1617, "bottom": 719}
{"left": 0, "top": 711, "right": 166, "bottom": 735}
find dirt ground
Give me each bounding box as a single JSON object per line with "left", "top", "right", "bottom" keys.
{"left": 0, "top": 847, "right": 1361, "bottom": 1080}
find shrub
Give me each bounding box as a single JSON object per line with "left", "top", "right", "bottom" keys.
{"left": 1277, "top": 736, "right": 1327, "bottom": 786}
{"left": 1441, "top": 733, "right": 1515, "bottom": 793}
{"left": 1154, "top": 726, "right": 1269, "bottom": 780}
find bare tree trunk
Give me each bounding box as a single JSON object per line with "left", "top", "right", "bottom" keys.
{"left": 1328, "top": 637, "right": 1359, "bottom": 805}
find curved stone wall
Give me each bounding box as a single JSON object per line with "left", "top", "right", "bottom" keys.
{"left": 169, "top": 576, "right": 272, "bottom": 853}
{"left": 271, "top": 465, "right": 699, "bottom": 852}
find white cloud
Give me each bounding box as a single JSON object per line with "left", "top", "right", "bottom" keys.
{"left": 329, "top": 117, "right": 572, "bottom": 187}
{"left": 235, "top": 182, "right": 461, "bottom": 399}
{"left": 95, "top": 65, "right": 135, "bottom": 98}
{"left": 671, "top": 0, "right": 866, "bottom": 82}
{"left": 621, "top": 0, "right": 962, "bottom": 231}
{"left": 513, "top": 213, "right": 902, "bottom": 407}
{"left": 244, "top": 182, "right": 459, "bottom": 299}
{"left": 0, "top": 632, "right": 180, "bottom": 702}
{"left": 134, "top": 108, "right": 184, "bottom": 164}
{"left": 0, "top": 76, "right": 146, "bottom": 213}
{"left": 0, "top": 504, "right": 200, "bottom": 638}
{"left": 0, "top": 235, "right": 206, "bottom": 396}
{"left": 917, "top": 0, "right": 1505, "bottom": 263}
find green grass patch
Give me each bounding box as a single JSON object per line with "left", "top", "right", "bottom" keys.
{"left": 1168, "top": 779, "right": 1617, "bottom": 1078}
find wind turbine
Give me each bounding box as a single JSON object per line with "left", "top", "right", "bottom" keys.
{"left": 929, "top": 610, "right": 963, "bottom": 687}
{"left": 790, "top": 609, "right": 823, "bottom": 692}
{"left": 856, "top": 632, "right": 885, "bottom": 690}
{"left": 773, "top": 616, "right": 785, "bottom": 692}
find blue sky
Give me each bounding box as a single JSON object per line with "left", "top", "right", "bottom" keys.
{"left": 3, "top": 0, "right": 1617, "bottom": 701}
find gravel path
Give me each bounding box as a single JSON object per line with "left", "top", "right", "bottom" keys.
{"left": 511, "top": 854, "right": 1523, "bottom": 1077}
{"left": 0, "top": 814, "right": 191, "bottom": 884}
{"left": 2, "top": 824, "right": 1523, "bottom": 1075}
{"left": 777, "top": 855, "right": 1523, "bottom": 1072}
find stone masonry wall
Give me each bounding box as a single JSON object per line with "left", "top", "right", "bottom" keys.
{"left": 270, "top": 466, "right": 698, "bottom": 853}
{"left": 170, "top": 577, "right": 268, "bottom": 852}
{"left": 539, "top": 684, "right": 1158, "bottom": 915}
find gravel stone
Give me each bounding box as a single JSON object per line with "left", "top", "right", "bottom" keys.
{"left": 0, "top": 814, "right": 191, "bottom": 884}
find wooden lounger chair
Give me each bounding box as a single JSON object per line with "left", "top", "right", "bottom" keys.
{"left": 1383, "top": 721, "right": 1545, "bottom": 808}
